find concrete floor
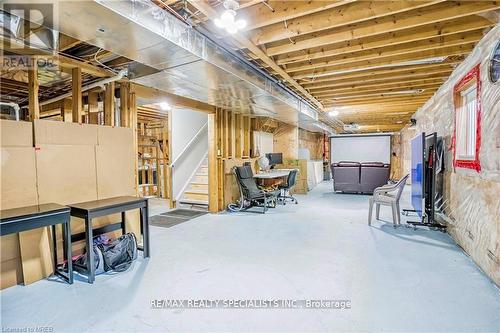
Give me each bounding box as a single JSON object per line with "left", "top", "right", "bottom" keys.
{"left": 1, "top": 182, "right": 499, "bottom": 332}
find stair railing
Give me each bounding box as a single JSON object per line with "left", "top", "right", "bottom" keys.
{"left": 169, "top": 122, "right": 208, "bottom": 168}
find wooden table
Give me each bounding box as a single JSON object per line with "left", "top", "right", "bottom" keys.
{"left": 253, "top": 169, "right": 293, "bottom": 179}
{"left": 0, "top": 203, "right": 73, "bottom": 284}
{"left": 254, "top": 169, "right": 294, "bottom": 187}
{"left": 67, "top": 196, "right": 149, "bottom": 284}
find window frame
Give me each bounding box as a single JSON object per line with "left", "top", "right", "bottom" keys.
{"left": 453, "top": 64, "right": 482, "bottom": 172}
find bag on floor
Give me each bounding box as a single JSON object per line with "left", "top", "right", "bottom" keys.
{"left": 97, "top": 233, "right": 138, "bottom": 272}
{"left": 73, "top": 245, "right": 105, "bottom": 275}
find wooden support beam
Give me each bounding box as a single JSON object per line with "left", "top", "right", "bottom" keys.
{"left": 27, "top": 59, "right": 39, "bottom": 121}
{"left": 276, "top": 17, "right": 493, "bottom": 65}
{"left": 47, "top": 54, "right": 114, "bottom": 77}
{"left": 292, "top": 44, "right": 475, "bottom": 80}
{"left": 207, "top": 113, "right": 218, "bottom": 213}
{"left": 234, "top": 114, "right": 242, "bottom": 158}
{"left": 313, "top": 81, "right": 444, "bottom": 98}
{"left": 71, "top": 67, "right": 82, "bottom": 123}
{"left": 87, "top": 90, "right": 99, "bottom": 124}
{"left": 286, "top": 32, "right": 483, "bottom": 73}
{"left": 130, "top": 92, "right": 139, "bottom": 195}
{"left": 58, "top": 33, "right": 81, "bottom": 51}
{"left": 305, "top": 67, "right": 453, "bottom": 90}
{"left": 120, "top": 82, "right": 130, "bottom": 127}
{"left": 299, "top": 61, "right": 460, "bottom": 85}
{"left": 130, "top": 83, "right": 216, "bottom": 114}
{"left": 61, "top": 98, "right": 72, "bottom": 122}
{"left": 252, "top": 0, "right": 442, "bottom": 45}
{"left": 242, "top": 0, "right": 354, "bottom": 31}
{"left": 104, "top": 82, "right": 115, "bottom": 126}
{"left": 265, "top": 1, "right": 500, "bottom": 56}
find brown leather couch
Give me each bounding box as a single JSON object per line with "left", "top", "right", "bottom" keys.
{"left": 331, "top": 161, "right": 389, "bottom": 193}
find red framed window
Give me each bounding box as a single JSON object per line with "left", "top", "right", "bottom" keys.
{"left": 453, "top": 64, "right": 481, "bottom": 172}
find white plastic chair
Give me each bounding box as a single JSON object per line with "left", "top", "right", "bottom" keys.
{"left": 368, "top": 174, "right": 409, "bottom": 227}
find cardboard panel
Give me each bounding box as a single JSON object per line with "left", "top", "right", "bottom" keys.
{"left": 18, "top": 228, "right": 54, "bottom": 285}
{"left": 0, "top": 147, "right": 38, "bottom": 289}
{"left": 34, "top": 119, "right": 98, "bottom": 146}
{"left": 35, "top": 144, "right": 98, "bottom": 205}
{"left": 0, "top": 147, "right": 38, "bottom": 209}
{"left": 97, "top": 125, "right": 133, "bottom": 146}
{"left": 96, "top": 139, "right": 140, "bottom": 238}
{"left": 1, "top": 234, "right": 21, "bottom": 262}
{"left": 0, "top": 120, "right": 33, "bottom": 147}
{"left": 0, "top": 258, "right": 23, "bottom": 289}
{"left": 24, "top": 144, "right": 98, "bottom": 285}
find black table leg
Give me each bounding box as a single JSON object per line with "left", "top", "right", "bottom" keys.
{"left": 65, "top": 219, "right": 73, "bottom": 284}
{"left": 121, "top": 211, "right": 126, "bottom": 235}
{"left": 51, "top": 225, "right": 58, "bottom": 272}
{"left": 85, "top": 216, "right": 95, "bottom": 284}
{"left": 140, "top": 205, "right": 150, "bottom": 258}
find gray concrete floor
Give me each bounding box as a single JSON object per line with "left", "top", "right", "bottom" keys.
{"left": 1, "top": 182, "right": 499, "bottom": 332}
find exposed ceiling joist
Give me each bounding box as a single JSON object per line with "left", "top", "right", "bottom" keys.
{"left": 252, "top": 0, "right": 444, "bottom": 45}
{"left": 275, "top": 16, "right": 494, "bottom": 65}
{"left": 306, "top": 71, "right": 453, "bottom": 91}
{"left": 285, "top": 31, "right": 483, "bottom": 73}
{"left": 291, "top": 43, "right": 475, "bottom": 80}
{"left": 265, "top": 1, "right": 499, "bottom": 56}
{"left": 242, "top": 0, "right": 355, "bottom": 31}
{"left": 311, "top": 78, "right": 446, "bottom": 94}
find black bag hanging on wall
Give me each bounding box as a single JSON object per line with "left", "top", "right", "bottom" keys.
{"left": 97, "top": 233, "right": 138, "bottom": 272}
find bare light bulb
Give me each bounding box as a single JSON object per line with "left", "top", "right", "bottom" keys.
{"left": 328, "top": 110, "right": 339, "bottom": 117}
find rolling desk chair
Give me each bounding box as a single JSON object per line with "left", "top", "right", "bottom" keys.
{"left": 278, "top": 169, "right": 299, "bottom": 205}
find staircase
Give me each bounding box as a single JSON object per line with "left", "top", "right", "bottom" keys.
{"left": 178, "top": 158, "right": 209, "bottom": 208}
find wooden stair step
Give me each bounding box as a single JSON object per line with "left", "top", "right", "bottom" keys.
{"left": 185, "top": 189, "right": 208, "bottom": 195}
{"left": 178, "top": 199, "right": 209, "bottom": 207}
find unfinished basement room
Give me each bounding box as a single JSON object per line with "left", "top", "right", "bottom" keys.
{"left": 0, "top": 0, "right": 499, "bottom": 332}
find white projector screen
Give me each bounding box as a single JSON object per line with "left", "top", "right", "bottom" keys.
{"left": 330, "top": 135, "right": 391, "bottom": 164}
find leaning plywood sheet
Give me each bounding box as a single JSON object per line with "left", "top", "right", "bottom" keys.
{"left": 96, "top": 126, "right": 141, "bottom": 238}
{"left": 34, "top": 119, "right": 98, "bottom": 146}
{"left": 35, "top": 144, "right": 98, "bottom": 204}
{"left": 97, "top": 125, "right": 133, "bottom": 146}
{"left": 0, "top": 120, "right": 33, "bottom": 147}
{"left": 0, "top": 147, "right": 38, "bottom": 288}
{"left": 29, "top": 144, "right": 98, "bottom": 284}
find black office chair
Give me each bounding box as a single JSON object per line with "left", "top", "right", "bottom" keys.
{"left": 278, "top": 169, "right": 298, "bottom": 205}
{"left": 227, "top": 164, "right": 279, "bottom": 214}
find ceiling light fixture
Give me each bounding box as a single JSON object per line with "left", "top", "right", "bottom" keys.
{"left": 328, "top": 109, "right": 339, "bottom": 117}
{"left": 214, "top": 0, "right": 246, "bottom": 34}
{"left": 159, "top": 102, "right": 172, "bottom": 111}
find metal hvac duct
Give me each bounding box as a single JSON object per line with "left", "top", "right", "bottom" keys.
{"left": 31, "top": 0, "right": 335, "bottom": 133}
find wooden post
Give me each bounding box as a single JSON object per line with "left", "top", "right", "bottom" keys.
{"left": 166, "top": 112, "right": 175, "bottom": 208}
{"left": 61, "top": 98, "right": 72, "bottom": 122}
{"left": 120, "top": 82, "right": 130, "bottom": 127}
{"left": 88, "top": 90, "right": 99, "bottom": 124}
{"left": 71, "top": 67, "right": 82, "bottom": 123}
{"left": 208, "top": 113, "right": 218, "bottom": 213}
{"left": 234, "top": 114, "right": 242, "bottom": 158}
{"left": 28, "top": 59, "right": 39, "bottom": 121}
{"left": 104, "top": 82, "right": 115, "bottom": 126}
{"left": 129, "top": 92, "right": 139, "bottom": 195}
